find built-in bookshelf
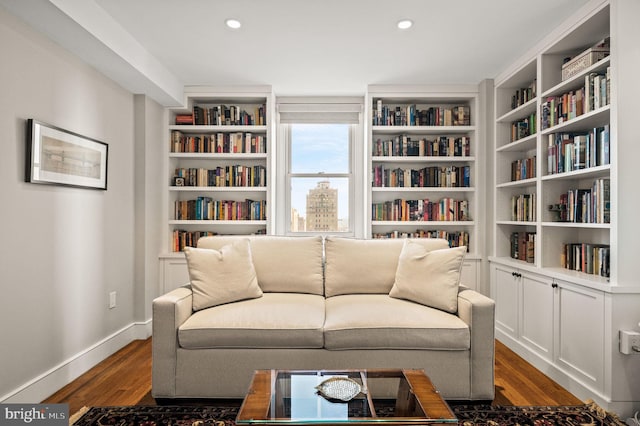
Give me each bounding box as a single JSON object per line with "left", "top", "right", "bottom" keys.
{"left": 162, "top": 86, "right": 273, "bottom": 254}
{"left": 490, "top": 1, "right": 640, "bottom": 415}
{"left": 366, "top": 85, "right": 480, "bottom": 257}
{"left": 493, "top": 9, "right": 612, "bottom": 280}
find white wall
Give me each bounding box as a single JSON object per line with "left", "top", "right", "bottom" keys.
{"left": 0, "top": 7, "right": 144, "bottom": 402}
{"left": 134, "top": 94, "right": 164, "bottom": 322}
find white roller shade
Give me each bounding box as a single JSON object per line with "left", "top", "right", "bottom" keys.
{"left": 278, "top": 98, "right": 362, "bottom": 124}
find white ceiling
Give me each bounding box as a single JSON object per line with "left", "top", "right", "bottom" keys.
{"left": 2, "top": 0, "right": 593, "bottom": 106}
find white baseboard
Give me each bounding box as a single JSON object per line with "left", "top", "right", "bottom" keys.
{"left": 0, "top": 319, "right": 152, "bottom": 404}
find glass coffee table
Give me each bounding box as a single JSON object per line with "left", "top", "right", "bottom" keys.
{"left": 236, "top": 369, "right": 457, "bottom": 424}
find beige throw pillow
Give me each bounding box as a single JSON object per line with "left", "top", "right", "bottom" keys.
{"left": 389, "top": 241, "right": 466, "bottom": 313}
{"left": 184, "top": 240, "right": 262, "bottom": 311}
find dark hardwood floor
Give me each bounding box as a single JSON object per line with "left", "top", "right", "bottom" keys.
{"left": 43, "top": 338, "right": 582, "bottom": 416}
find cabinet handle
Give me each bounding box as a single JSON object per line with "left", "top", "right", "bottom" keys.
{"left": 512, "top": 272, "right": 517, "bottom": 277}
{"left": 552, "top": 283, "right": 558, "bottom": 289}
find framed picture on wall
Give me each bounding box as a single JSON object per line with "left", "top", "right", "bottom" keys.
{"left": 26, "top": 119, "right": 108, "bottom": 190}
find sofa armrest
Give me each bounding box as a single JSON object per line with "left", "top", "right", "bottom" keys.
{"left": 457, "top": 287, "right": 495, "bottom": 400}
{"left": 152, "top": 286, "right": 193, "bottom": 398}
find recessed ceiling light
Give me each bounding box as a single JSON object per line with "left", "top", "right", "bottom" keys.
{"left": 225, "top": 19, "right": 241, "bottom": 29}
{"left": 397, "top": 19, "right": 413, "bottom": 30}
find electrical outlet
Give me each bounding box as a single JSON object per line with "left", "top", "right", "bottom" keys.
{"left": 619, "top": 330, "right": 640, "bottom": 355}
{"left": 109, "top": 291, "right": 117, "bottom": 309}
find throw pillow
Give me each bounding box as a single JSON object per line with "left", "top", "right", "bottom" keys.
{"left": 184, "top": 239, "right": 262, "bottom": 311}
{"left": 389, "top": 241, "right": 466, "bottom": 313}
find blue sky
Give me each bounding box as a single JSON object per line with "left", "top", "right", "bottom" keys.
{"left": 290, "top": 124, "right": 350, "bottom": 219}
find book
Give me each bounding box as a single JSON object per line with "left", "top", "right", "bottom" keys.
{"left": 573, "top": 136, "right": 587, "bottom": 170}
{"left": 175, "top": 114, "right": 194, "bottom": 125}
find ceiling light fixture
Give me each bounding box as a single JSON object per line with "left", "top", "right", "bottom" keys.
{"left": 225, "top": 19, "right": 241, "bottom": 29}
{"left": 397, "top": 19, "right": 413, "bottom": 30}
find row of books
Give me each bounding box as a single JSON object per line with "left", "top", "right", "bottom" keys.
{"left": 511, "top": 155, "right": 536, "bottom": 181}
{"left": 173, "top": 165, "right": 267, "bottom": 188}
{"left": 372, "top": 100, "right": 471, "bottom": 126}
{"left": 372, "top": 230, "right": 469, "bottom": 250}
{"left": 175, "top": 104, "right": 266, "bottom": 126}
{"left": 174, "top": 198, "right": 266, "bottom": 221}
{"left": 171, "top": 229, "right": 266, "bottom": 252}
{"left": 172, "top": 230, "right": 217, "bottom": 252}
{"left": 546, "top": 126, "right": 610, "bottom": 174}
{"left": 540, "top": 70, "right": 610, "bottom": 130}
{"left": 511, "top": 79, "right": 537, "bottom": 110}
{"left": 372, "top": 165, "right": 471, "bottom": 188}
{"left": 170, "top": 131, "right": 267, "bottom": 154}
{"left": 511, "top": 232, "right": 536, "bottom": 263}
{"left": 510, "top": 113, "right": 536, "bottom": 142}
{"left": 371, "top": 198, "right": 470, "bottom": 222}
{"left": 584, "top": 69, "right": 610, "bottom": 113}
{"left": 561, "top": 243, "right": 610, "bottom": 277}
{"left": 549, "top": 178, "right": 610, "bottom": 224}
{"left": 372, "top": 135, "right": 471, "bottom": 157}
{"left": 511, "top": 193, "right": 536, "bottom": 222}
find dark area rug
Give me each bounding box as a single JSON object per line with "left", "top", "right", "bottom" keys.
{"left": 452, "top": 401, "right": 626, "bottom": 425}
{"left": 71, "top": 401, "right": 626, "bottom": 425}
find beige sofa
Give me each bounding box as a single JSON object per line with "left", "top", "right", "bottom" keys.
{"left": 152, "top": 236, "right": 495, "bottom": 400}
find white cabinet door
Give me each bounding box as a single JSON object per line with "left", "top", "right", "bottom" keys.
{"left": 160, "top": 257, "right": 189, "bottom": 294}
{"left": 460, "top": 259, "right": 479, "bottom": 292}
{"left": 520, "top": 272, "right": 554, "bottom": 359}
{"left": 555, "top": 279, "right": 605, "bottom": 392}
{"left": 492, "top": 263, "right": 519, "bottom": 338}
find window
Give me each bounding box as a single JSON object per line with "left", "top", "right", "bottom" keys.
{"left": 277, "top": 98, "right": 363, "bottom": 236}
{"left": 290, "top": 124, "right": 350, "bottom": 232}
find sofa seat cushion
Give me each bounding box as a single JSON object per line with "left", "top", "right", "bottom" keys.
{"left": 324, "top": 295, "right": 469, "bottom": 350}
{"left": 179, "top": 293, "right": 325, "bottom": 349}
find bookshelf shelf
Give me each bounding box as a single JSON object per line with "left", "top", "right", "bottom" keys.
{"left": 372, "top": 220, "right": 475, "bottom": 227}
{"left": 496, "top": 220, "right": 536, "bottom": 226}
{"left": 497, "top": 98, "right": 537, "bottom": 123}
{"left": 366, "top": 85, "right": 481, "bottom": 260}
{"left": 169, "top": 125, "right": 267, "bottom": 133}
{"left": 163, "top": 86, "right": 273, "bottom": 254}
{"left": 169, "top": 153, "right": 268, "bottom": 160}
{"left": 496, "top": 178, "right": 537, "bottom": 189}
{"left": 168, "top": 186, "right": 267, "bottom": 192}
{"left": 371, "top": 125, "right": 474, "bottom": 135}
{"left": 371, "top": 156, "right": 474, "bottom": 163}
{"left": 540, "top": 222, "right": 610, "bottom": 229}
{"left": 371, "top": 187, "right": 475, "bottom": 193}
{"left": 540, "top": 105, "right": 610, "bottom": 135}
{"left": 496, "top": 134, "right": 537, "bottom": 152}
{"left": 540, "top": 164, "right": 610, "bottom": 181}
{"left": 169, "top": 220, "right": 267, "bottom": 226}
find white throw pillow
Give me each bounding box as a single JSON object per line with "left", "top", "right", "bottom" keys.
{"left": 184, "top": 240, "right": 262, "bottom": 311}
{"left": 389, "top": 241, "right": 466, "bottom": 313}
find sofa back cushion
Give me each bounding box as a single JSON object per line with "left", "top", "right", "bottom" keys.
{"left": 198, "top": 235, "right": 324, "bottom": 295}
{"left": 324, "top": 237, "right": 450, "bottom": 297}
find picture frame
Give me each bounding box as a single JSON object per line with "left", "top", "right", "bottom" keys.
{"left": 26, "top": 119, "right": 108, "bottom": 190}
